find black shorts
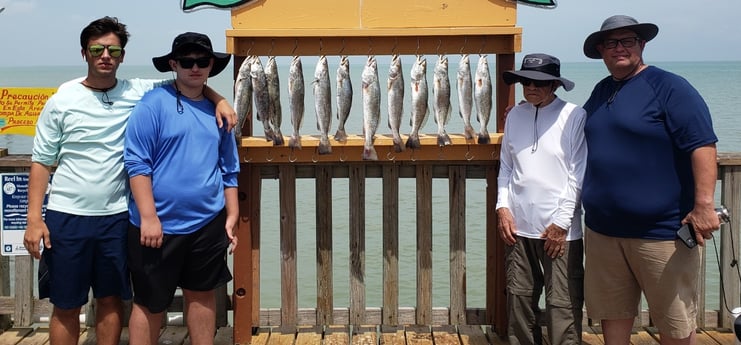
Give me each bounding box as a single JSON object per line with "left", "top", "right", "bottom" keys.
{"left": 127, "top": 209, "right": 232, "bottom": 313}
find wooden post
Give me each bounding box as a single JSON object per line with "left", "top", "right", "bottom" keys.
{"left": 416, "top": 165, "right": 433, "bottom": 325}
{"left": 279, "top": 165, "right": 297, "bottom": 327}
{"left": 449, "top": 166, "right": 467, "bottom": 325}
{"left": 316, "top": 166, "right": 334, "bottom": 325}
{"left": 349, "top": 164, "right": 366, "bottom": 325}
{"left": 382, "top": 165, "right": 399, "bottom": 325}
{"left": 720, "top": 165, "right": 741, "bottom": 329}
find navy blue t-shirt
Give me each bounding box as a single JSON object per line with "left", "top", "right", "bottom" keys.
{"left": 582, "top": 66, "right": 717, "bottom": 240}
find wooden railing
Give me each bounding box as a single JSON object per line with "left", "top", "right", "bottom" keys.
{"left": 2, "top": 151, "right": 741, "bottom": 345}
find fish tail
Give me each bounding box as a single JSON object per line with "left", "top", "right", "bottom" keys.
{"left": 333, "top": 128, "right": 348, "bottom": 142}
{"left": 288, "top": 135, "right": 302, "bottom": 149}
{"left": 318, "top": 135, "right": 332, "bottom": 155}
{"left": 463, "top": 125, "right": 476, "bottom": 140}
{"left": 437, "top": 132, "right": 452, "bottom": 147}
{"left": 362, "top": 146, "right": 378, "bottom": 161}
{"left": 405, "top": 133, "right": 421, "bottom": 149}
{"left": 272, "top": 129, "right": 285, "bottom": 146}
{"left": 477, "top": 128, "right": 490, "bottom": 144}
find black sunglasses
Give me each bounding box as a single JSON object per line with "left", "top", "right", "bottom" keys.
{"left": 176, "top": 57, "right": 211, "bottom": 69}
{"left": 520, "top": 78, "right": 552, "bottom": 88}
{"left": 88, "top": 44, "right": 123, "bottom": 58}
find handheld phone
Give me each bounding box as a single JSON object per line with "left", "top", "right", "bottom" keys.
{"left": 677, "top": 223, "right": 697, "bottom": 248}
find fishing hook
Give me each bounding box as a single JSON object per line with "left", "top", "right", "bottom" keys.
{"left": 339, "top": 147, "right": 347, "bottom": 162}
{"left": 460, "top": 37, "right": 467, "bottom": 56}
{"left": 339, "top": 38, "right": 346, "bottom": 55}
{"left": 391, "top": 38, "right": 398, "bottom": 54}
{"left": 479, "top": 37, "right": 487, "bottom": 57}
{"left": 289, "top": 148, "right": 297, "bottom": 163}
{"left": 368, "top": 37, "right": 373, "bottom": 56}
{"left": 312, "top": 149, "right": 319, "bottom": 163}
{"left": 243, "top": 155, "right": 253, "bottom": 163}
{"left": 436, "top": 39, "right": 442, "bottom": 56}
{"left": 265, "top": 148, "right": 274, "bottom": 162}
{"left": 465, "top": 146, "right": 474, "bottom": 161}
{"left": 410, "top": 149, "right": 417, "bottom": 162}
{"left": 291, "top": 38, "right": 298, "bottom": 56}
{"left": 416, "top": 38, "right": 421, "bottom": 57}
{"left": 268, "top": 39, "right": 275, "bottom": 56}
{"left": 319, "top": 38, "right": 323, "bottom": 54}
{"left": 438, "top": 146, "right": 446, "bottom": 161}
{"left": 246, "top": 40, "right": 255, "bottom": 56}
{"left": 386, "top": 150, "right": 396, "bottom": 161}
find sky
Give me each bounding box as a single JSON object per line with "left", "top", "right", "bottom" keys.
{"left": 0, "top": 0, "right": 739, "bottom": 67}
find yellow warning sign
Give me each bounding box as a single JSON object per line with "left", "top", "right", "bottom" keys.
{"left": 0, "top": 87, "right": 56, "bottom": 136}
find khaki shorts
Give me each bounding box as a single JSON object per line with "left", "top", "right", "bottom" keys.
{"left": 584, "top": 228, "right": 700, "bottom": 339}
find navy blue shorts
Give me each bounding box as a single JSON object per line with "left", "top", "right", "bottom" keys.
{"left": 39, "top": 210, "right": 131, "bottom": 309}
{"left": 128, "top": 209, "right": 232, "bottom": 313}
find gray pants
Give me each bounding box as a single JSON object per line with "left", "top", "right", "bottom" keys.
{"left": 505, "top": 237, "right": 584, "bottom": 345}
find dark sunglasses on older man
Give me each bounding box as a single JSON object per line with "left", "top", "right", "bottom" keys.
{"left": 520, "top": 78, "right": 552, "bottom": 88}
{"left": 88, "top": 44, "right": 123, "bottom": 58}
{"left": 602, "top": 37, "right": 641, "bottom": 49}
{"left": 177, "top": 57, "right": 211, "bottom": 69}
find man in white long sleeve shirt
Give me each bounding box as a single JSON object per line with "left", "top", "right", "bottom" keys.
{"left": 496, "top": 53, "right": 587, "bottom": 345}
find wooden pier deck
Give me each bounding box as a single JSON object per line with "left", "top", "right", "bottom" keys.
{"left": 0, "top": 325, "right": 735, "bottom": 345}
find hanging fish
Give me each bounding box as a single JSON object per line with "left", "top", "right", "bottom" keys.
{"left": 334, "top": 56, "right": 353, "bottom": 142}
{"left": 265, "top": 56, "right": 284, "bottom": 146}
{"left": 406, "top": 55, "right": 428, "bottom": 150}
{"left": 233, "top": 55, "right": 252, "bottom": 141}
{"left": 250, "top": 56, "right": 274, "bottom": 142}
{"left": 387, "top": 54, "right": 404, "bottom": 153}
{"left": 313, "top": 55, "right": 332, "bottom": 154}
{"left": 287, "top": 56, "right": 304, "bottom": 149}
{"left": 433, "top": 55, "right": 452, "bottom": 146}
{"left": 474, "top": 55, "right": 492, "bottom": 144}
{"left": 457, "top": 54, "right": 476, "bottom": 140}
{"left": 361, "top": 56, "right": 381, "bottom": 161}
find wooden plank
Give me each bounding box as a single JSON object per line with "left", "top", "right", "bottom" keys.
{"left": 266, "top": 326, "right": 295, "bottom": 345}
{"left": 581, "top": 326, "right": 605, "bottom": 345}
{"left": 431, "top": 325, "right": 459, "bottom": 345}
{"left": 416, "top": 165, "right": 433, "bottom": 325}
{"left": 349, "top": 164, "right": 366, "bottom": 325}
{"left": 212, "top": 327, "right": 233, "bottom": 345}
{"left": 702, "top": 329, "right": 736, "bottom": 345}
{"left": 0, "top": 328, "right": 34, "bottom": 345}
{"left": 278, "top": 165, "right": 297, "bottom": 327}
{"left": 325, "top": 325, "right": 350, "bottom": 345}
{"left": 14, "top": 257, "right": 33, "bottom": 327}
{"left": 382, "top": 165, "right": 399, "bottom": 325}
{"left": 159, "top": 326, "right": 189, "bottom": 345}
{"left": 15, "top": 328, "right": 48, "bottom": 345}
{"left": 118, "top": 328, "right": 129, "bottom": 345}
{"left": 449, "top": 166, "right": 467, "bottom": 325}
{"left": 458, "top": 325, "right": 489, "bottom": 345}
{"left": 295, "top": 326, "right": 322, "bottom": 345}
{"left": 629, "top": 330, "right": 659, "bottom": 345}
{"left": 239, "top": 135, "right": 502, "bottom": 164}
{"left": 250, "top": 328, "right": 271, "bottom": 345}
{"left": 233, "top": 165, "right": 257, "bottom": 345}
{"left": 720, "top": 165, "right": 741, "bottom": 328}
{"left": 351, "top": 325, "right": 377, "bottom": 345}
{"left": 379, "top": 325, "right": 405, "bottom": 345}
{"left": 485, "top": 326, "right": 510, "bottom": 345}
{"left": 316, "top": 165, "right": 334, "bottom": 325}
{"left": 486, "top": 162, "right": 507, "bottom": 334}
{"left": 0, "top": 256, "right": 9, "bottom": 330}
{"left": 405, "top": 325, "right": 433, "bottom": 345}
{"left": 78, "top": 328, "right": 97, "bottom": 345}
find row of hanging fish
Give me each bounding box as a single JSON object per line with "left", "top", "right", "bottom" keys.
{"left": 233, "top": 54, "right": 493, "bottom": 161}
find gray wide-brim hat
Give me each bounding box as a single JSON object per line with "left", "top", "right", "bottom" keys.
{"left": 152, "top": 32, "right": 231, "bottom": 77}
{"left": 502, "top": 53, "right": 574, "bottom": 91}
{"left": 583, "top": 15, "right": 659, "bottom": 59}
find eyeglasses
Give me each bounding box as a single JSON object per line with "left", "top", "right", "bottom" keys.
{"left": 88, "top": 44, "right": 123, "bottom": 58}
{"left": 602, "top": 37, "right": 641, "bottom": 49}
{"left": 177, "top": 57, "right": 211, "bottom": 69}
{"left": 520, "top": 78, "right": 552, "bottom": 88}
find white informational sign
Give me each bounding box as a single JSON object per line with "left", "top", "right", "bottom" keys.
{"left": 1, "top": 172, "right": 50, "bottom": 256}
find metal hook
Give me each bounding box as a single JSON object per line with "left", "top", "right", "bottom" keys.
{"left": 246, "top": 40, "right": 255, "bottom": 56}
{"left": 479, "top": 37, "right": 486, "bottom": 56}
{"left": 386, "top": 150, "right": 396, "bottom": 161}
{"left": 289, "top": 148, "right": 297, "bottom": 163}
{"left": 392, "top": 38, "right": 398, "bottom": 54}
{"left": 319, "top": 38, "right": 323, "bottom": 54}
{"left": 339, "top": 147, "right": 347, "bottom": 162}
{"left": 243, "top": 155, "right": 253, "bottom": 163}
{"left": 339, "top": 38, "right": 346, "bottom": 55}
{"left": 465, "top": 146, "right": 474, "bottom": 161}
{"left": 291, "top": 39, "right": 298, "bottom": 56}
{"left": 367, "top": 37, "right": 373, "bottom": 56}
{"left": 460, "top": 37, "right": 467, "bottom": 55}
{"left": 438, "top": 146, "right": 445, "bottom": 160}
{"left": 410, "top": 149, "right": 417, "bottom": 162}
{"left": 416, "top": 38, "right": 421, "bottom": 57}
{"left": 312, "top": 149, "right": 319, "bottom": 163}
{"left": 436, "top": 39, "right": 442, "bottom": 55}
{"left": 265, "top": 148, "right": 274, "bottom": 162}
{"left": 268, "top": 39, "right": 275, "bottom": 56}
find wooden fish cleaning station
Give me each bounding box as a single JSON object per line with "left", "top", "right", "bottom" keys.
{"left": 227, "top": 0, "right": 517, "bottom": 344}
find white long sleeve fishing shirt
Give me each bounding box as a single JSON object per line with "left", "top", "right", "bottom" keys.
{"left": 496, "top": 97, "right": 587, "bottom": 240}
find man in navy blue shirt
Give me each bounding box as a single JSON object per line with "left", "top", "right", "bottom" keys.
{"left": 581, "top": 15, "right": 719, "bottom": 345}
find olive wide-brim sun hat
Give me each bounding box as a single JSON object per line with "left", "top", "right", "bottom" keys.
{"left": 152, "top": 32, "right": 231, "bottom": 77}
{"left": 583, "top": 15, "right": 659, "bottom": 59}
{"left": 502, "top": 53, "right": 574, "bottom": 91}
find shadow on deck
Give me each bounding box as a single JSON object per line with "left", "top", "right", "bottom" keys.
{"left": 0, "top": 325, "right": 735, "bottom": 345}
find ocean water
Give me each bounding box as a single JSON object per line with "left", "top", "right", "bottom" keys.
{"left": 1, "top": 59, "right": 739, "bottom": 311}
